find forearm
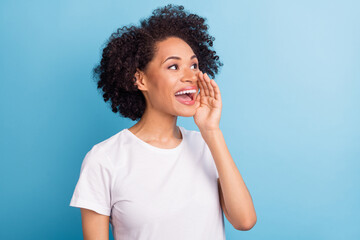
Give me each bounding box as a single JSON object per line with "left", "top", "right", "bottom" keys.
{"left": 201, "top": 128, "right": 257, "bottom": 229}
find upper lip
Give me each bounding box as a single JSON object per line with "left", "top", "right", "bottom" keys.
{"left": 174, "top": 86, "right": 198, "bottom": 94}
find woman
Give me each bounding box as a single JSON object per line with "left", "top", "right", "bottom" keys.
{"left": 70, "top": 4, "right": 256, "bottom": 240}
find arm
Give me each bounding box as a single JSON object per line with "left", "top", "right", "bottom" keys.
{"left": 193, "top": 71, "right": 257, "bottom": 231}
{"left": 203, "top": 129, "right": 257, "bottom": 231}
{"left": 80, "top": 208, "right": 110, "bottom": 240}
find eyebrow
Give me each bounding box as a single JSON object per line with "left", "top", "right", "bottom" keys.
{"left": 162, "top": 55, "right": 197, "bottom": 64}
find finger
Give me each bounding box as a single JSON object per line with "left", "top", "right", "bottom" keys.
{"left": 195, "top": 92, "right": 201, "bottom": 108}
{"left": 210, "top": 77, "right": 221, "bottom": 100}
{"left": 196, "top": 71, "right": 201, "bottom": 96}
{"left": 204, "top": 73, "right": 214, "bottom": 98}
{"left": 199, "top": 71, "right": 207, "bottom": 97}
{"left": 198, "top": 72, "right": 205, "bottom": 98}
{"left": 201, "top": 72, "right": 210, "bottom": 96}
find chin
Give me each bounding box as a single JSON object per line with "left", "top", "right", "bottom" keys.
{"left": 176, "top": 108, "right": 197, "bottom": 117}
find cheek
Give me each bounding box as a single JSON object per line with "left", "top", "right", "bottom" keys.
{"left": 148, "top": 77, "right": 177, "bottom": 106}
{"left": 150, "top": 87, "right": 174, "bottom": 107}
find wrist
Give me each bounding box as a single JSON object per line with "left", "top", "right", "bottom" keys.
{"left": 200, "top": 127, "right": 222, "bottom": 141}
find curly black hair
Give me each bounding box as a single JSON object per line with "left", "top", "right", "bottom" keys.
{"left": 93, "top": 4, "right": 223, "bottom": 121}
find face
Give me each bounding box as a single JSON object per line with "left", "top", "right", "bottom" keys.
{"left": 135, "top": 36, "right": 200, "bottom": 117}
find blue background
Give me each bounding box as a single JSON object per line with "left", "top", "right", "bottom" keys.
{"left": 1, "top": 0, "right": 359, "bottom": 239}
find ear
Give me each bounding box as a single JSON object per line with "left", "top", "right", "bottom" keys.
{"left": 134, "top": 68, "right": 148, "bottom": 91}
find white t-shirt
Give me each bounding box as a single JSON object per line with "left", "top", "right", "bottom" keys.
{"left": 69, "top": 126, "right": 225, "bottom": 240}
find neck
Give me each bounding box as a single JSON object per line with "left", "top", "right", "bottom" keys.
{"left": 128, "top": 107, "right": 182, "bottom": 142}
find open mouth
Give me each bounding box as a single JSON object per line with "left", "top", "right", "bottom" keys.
{"left": 174, "top": 88, "right": 198, "bottom": 105}
{"left": 175, "top": 92, "right": 195, "bottom": 101}
{"left": 187, "top": 92, "right": 195, "bottom": 101}
{"left": 175, "top": 91, "right": 198, "bottom": 106}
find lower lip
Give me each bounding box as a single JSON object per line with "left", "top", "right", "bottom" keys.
{"left": 175, "top": 94, "right": 196, "bottom": 105}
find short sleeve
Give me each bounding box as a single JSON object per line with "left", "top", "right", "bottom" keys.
{"left": 69, "top": 145, "right": 113, "bottom": 216}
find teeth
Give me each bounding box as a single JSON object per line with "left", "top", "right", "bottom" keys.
{"left": 175, "top": 89, "right": 197, "bottom": 96}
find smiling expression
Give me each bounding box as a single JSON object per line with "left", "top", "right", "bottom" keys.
{"left": 134, "top": 36, "right": 200, "bottom": 117}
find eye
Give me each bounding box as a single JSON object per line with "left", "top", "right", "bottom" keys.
{"left": 191, "top": 63, "right": 198, "bottom": 69}
{"left": 168, "top": 63, "right": 198, "bottom": 70}
{"left": 168, "top": 64, "right": 178, "bottom": 70}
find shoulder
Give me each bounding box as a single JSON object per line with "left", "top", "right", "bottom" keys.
{"left": 180, "top": 126, "right": 206, "bottom": 148}
{"left": 93, "top": 129, "right": 127, "bottom": 151}
{"left": 83, "top": 129, "right": 127, "bottom": 168}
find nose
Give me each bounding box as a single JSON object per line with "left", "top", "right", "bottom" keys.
{"left": 181, "top": 67, "right": 198, "bottom": 83}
